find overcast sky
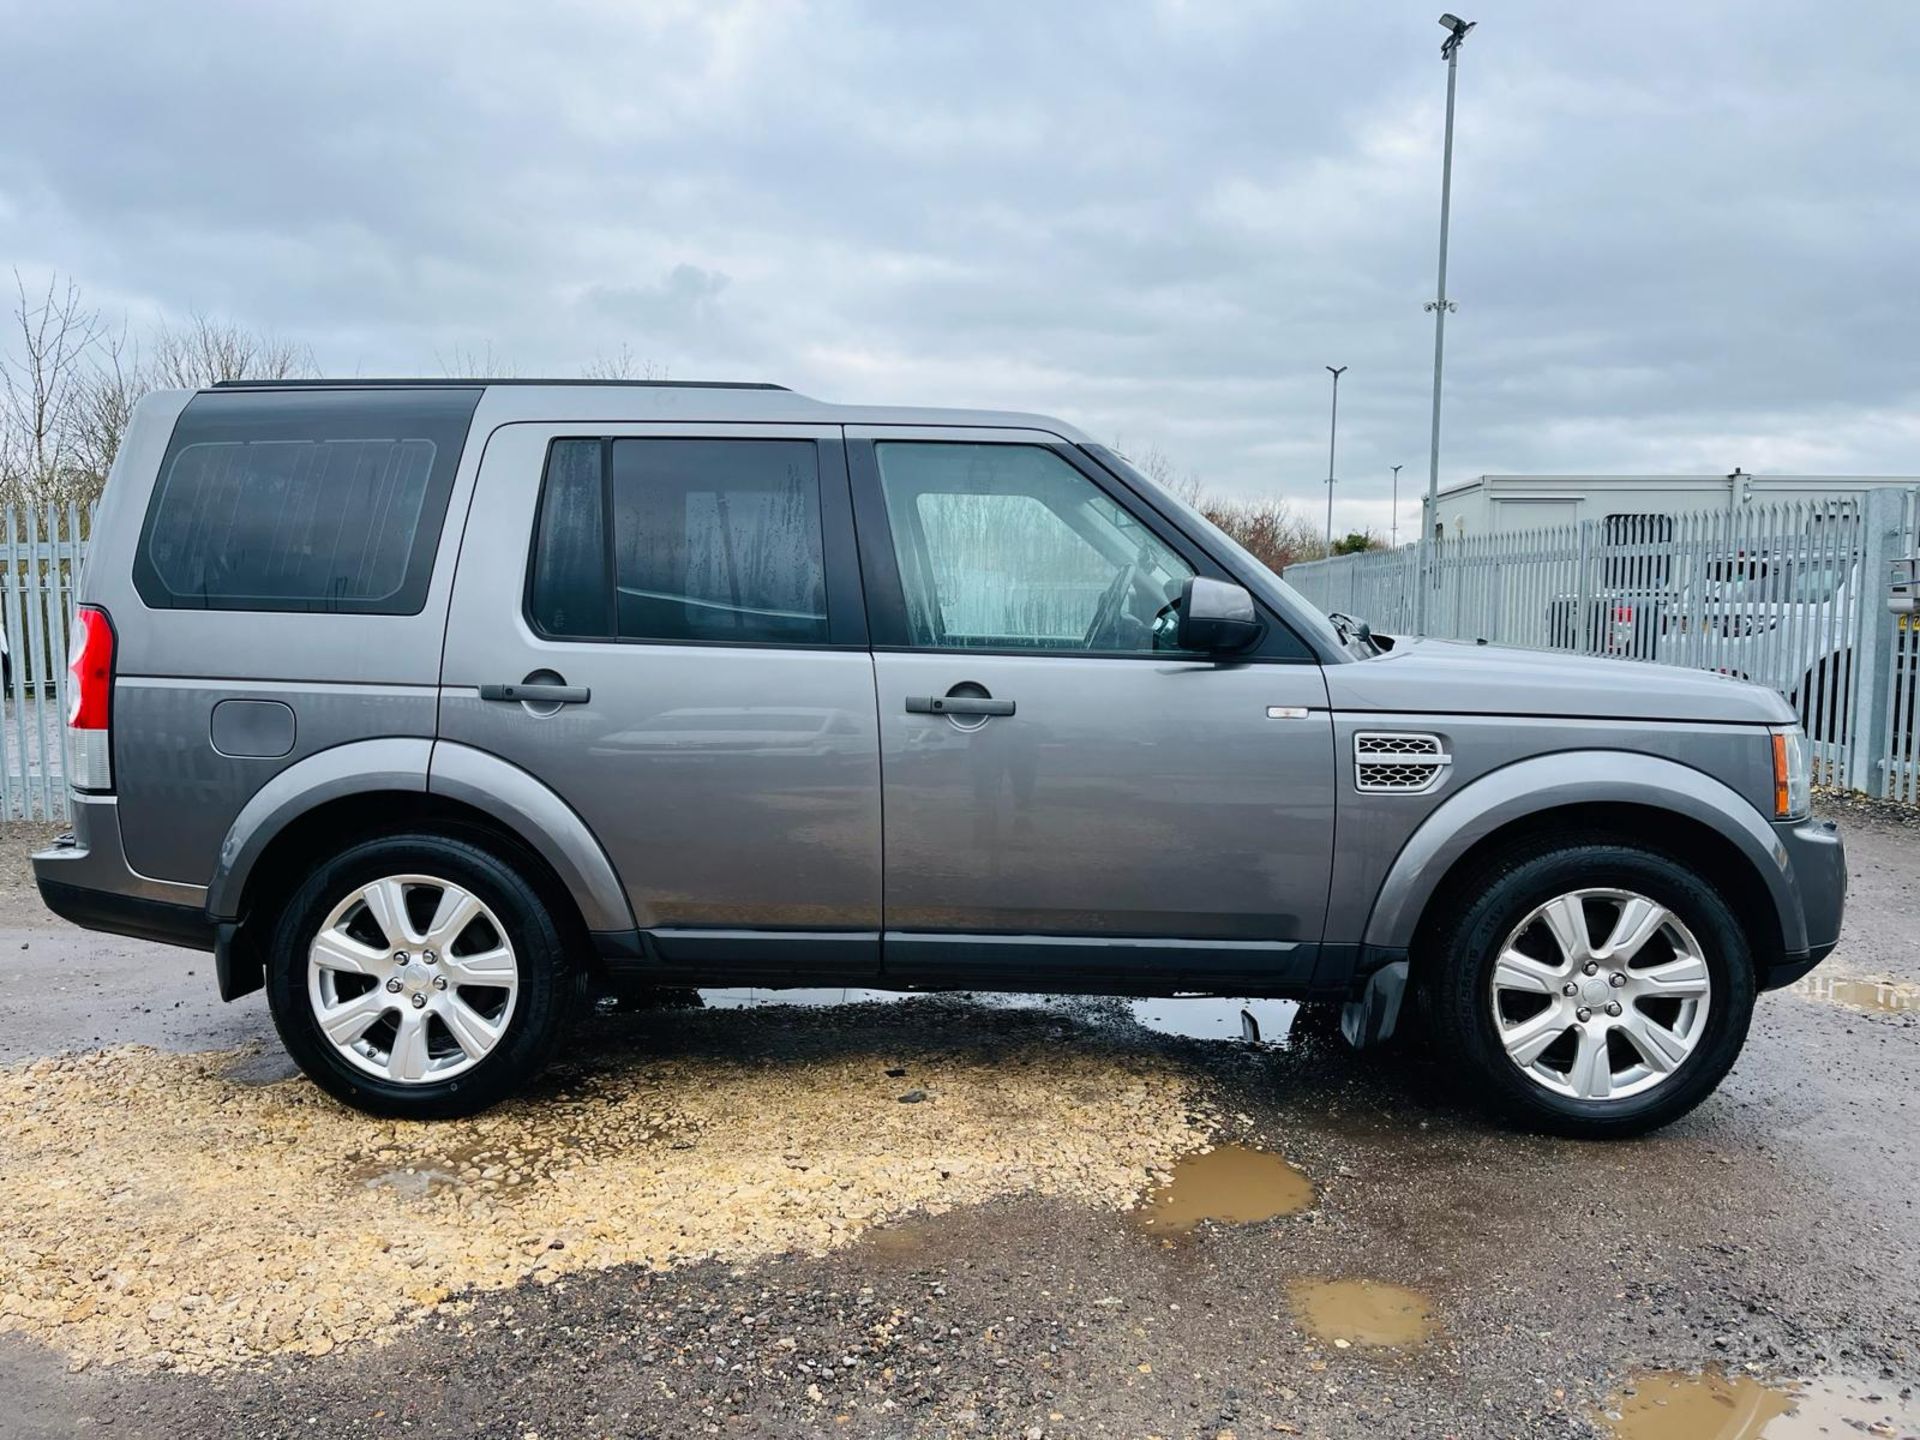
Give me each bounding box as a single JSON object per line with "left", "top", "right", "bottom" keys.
{"left": 3, "top": 0, "right": 1917, "bottom": 533}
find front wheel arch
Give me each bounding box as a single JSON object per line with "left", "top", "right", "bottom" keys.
{"left": 1401, "top": 802, "right": 1786, "bottom": 997}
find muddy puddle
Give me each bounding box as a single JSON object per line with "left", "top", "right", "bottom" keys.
{"left": 1790, "top": 973, "right": 1920, "bottom": 1014}
{"left": 1137, "top": 1144, "right": 1315, "bottom": 1232}
{"left": 1602, "top": 1370, "right": 1920, "bottom": 1439}
{"left": 1287, "top": 1278, "right": 1436, "bottom": 1349}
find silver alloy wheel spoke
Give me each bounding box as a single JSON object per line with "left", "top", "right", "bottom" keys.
{"left": 310, "top": 930, "right": 390, "bottom": 977}
{"left": 1493, "top": 948, "right": 1564, "bottom": 995}
{"left": 1568, "top": 1026, "right": 1612, "bottom": 1100}
{"left": 1501, "top": 1004, "right": 1572, "bottom": 1067}
{"left": 316, "top": 987, "right": 389, "bottom": 1047}
{"left": 389, "top": 1011, "right": 432, "bottom": 1082}
{"left": 305, "top": 873, "right": 519, "bottom": 1086}
{"left": 1635, "top": 954, "right": 1711, "bottom": 996}
{"left": 1489, "top": 886, "right": 1712, "bottom": 1104}
{"left": 1538, "top": 895, "right": 1594, "bottom": 962}
{"left": 1599, "top": 895, "right": 1669, "bottom": 962}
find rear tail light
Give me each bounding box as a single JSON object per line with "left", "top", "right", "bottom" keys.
{"left": 66, "top": 605, "right": 114, "bottom": 792}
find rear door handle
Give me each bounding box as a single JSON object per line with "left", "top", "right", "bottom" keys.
{"left": 906, "top": 695, "right": 1015, "bottom": 717}
{"left": 479, "top": 682, "right": 591, "bottom": 704}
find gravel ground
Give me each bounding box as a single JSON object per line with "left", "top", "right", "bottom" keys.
{"left": 0, "top": 803, "right": 1915, "bottom": 1438}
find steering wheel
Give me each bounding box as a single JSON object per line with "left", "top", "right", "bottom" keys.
{"left": 1083, "top": 562, "right": 1139, "bottom": 649}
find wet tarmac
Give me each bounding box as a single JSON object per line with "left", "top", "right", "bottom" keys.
{"left": 1, "top": 797, "right": 1916, "bottom": 1437}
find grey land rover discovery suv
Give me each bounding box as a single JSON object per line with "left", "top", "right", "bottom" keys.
{"left": 34, "top": 380, "right": 1846, "bottom": 1137}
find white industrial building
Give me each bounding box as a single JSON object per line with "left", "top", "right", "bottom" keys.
{"left": 1423, "top": 472, "right": 1919, "bottom": 538}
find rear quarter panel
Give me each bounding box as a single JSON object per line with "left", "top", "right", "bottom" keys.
{"left": 91, "top": 390, "right": 483, "bottom": 887}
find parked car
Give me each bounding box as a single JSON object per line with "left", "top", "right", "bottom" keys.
{"left": 35, "top": 380, "right": 1846, "bottom": 1137}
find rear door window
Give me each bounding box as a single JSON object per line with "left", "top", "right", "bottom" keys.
{"left": 133, "top": 388, "right": 480, "bottom": 614}
{"left": 526, "top": 437, "right": 831, "bottom": 647}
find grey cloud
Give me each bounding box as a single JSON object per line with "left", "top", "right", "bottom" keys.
{"left": 1, "top": 0, "right": 1915, "bottom": 533}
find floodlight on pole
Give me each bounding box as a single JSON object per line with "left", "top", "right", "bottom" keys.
{"left": 1391, "top": 463, "right": 1403, "bottom": 547}
{"left": 1417, "top": 12, "right": 1474, "bottom": 633}
{"left": 1324, "top": 365, "right": 1347, "bottom": 556}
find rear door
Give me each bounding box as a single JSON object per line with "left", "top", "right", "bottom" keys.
{"left": 848, "top": 429, "right": 1336, "bottom": 992}
{"left": 438, "top": 422, "right": 882, "bottom": 977}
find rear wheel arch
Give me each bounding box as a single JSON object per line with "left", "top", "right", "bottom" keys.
{"left": 225, "top": 791, "right": 602, "bottom": 999}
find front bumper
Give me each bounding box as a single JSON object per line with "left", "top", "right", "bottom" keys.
{"left": 1759, "top": 815, "right": 1846, "bottom": 990}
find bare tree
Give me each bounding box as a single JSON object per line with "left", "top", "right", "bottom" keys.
{"left": 0, "top": 271, "right": 103, "bottom": 507}
{"left": 436, "top": 341, "right": 518, "bottom": 379}
{"left": 582, "top": 343, "right": 667, "bottom": 381}
{"left": 145, "top": 312, "right": 315, "bottom": 389}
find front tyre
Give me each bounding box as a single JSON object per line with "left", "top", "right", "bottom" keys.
{"left": 266, "top": 834, "right": 580, "bottom": 1119}
{"left": 1426, "top": 841, "right": 1755, "bottom": 1138}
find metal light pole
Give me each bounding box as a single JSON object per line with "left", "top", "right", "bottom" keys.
{"left": 1391, "top": 463, "right": 1403, "bottom": 546}
{"left": 1324, "top": 364, "right": 1347, "bottom": 555}
{"left": 1417, "top": 13, "right": 1474, "bottom": 633}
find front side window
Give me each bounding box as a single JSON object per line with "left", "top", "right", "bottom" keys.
{"left": 874, "top": 442, "right": 1193, "bottom": 652}
{"left": 527, "top": 437, "right": 829, "bottom": 646}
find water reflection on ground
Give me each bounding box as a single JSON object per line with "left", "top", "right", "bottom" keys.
{"left": 674, "top": 987, "right": 1306, "bottom": 1047}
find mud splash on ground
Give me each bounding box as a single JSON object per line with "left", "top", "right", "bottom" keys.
{"left": 0, "top": 1008, "right": 1213, "bottom": 1374}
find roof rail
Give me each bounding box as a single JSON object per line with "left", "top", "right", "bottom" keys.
{"left": 207, "top": 378, "right": 790, "bottom": 391}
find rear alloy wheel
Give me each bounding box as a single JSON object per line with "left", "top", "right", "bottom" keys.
{"left": 1428, "top": 842, "right": 1755, "bottom": 1137}
{"left": 306, "top": 875, "right": 520, "bottom": 1085}
{"left": 268, "top": 834, "right": 579, "bottom": 1119}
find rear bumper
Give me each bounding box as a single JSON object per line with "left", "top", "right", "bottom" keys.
{"left": 1760, "top": 816, "right": 1846, "bottom": 990}
{"left": 36, "top": 876, "right": 214, "bottom": 952}
{"left": 30, "top": 794, "right": 215, "bottom": 953}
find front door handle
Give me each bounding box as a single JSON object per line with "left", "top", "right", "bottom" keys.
{"left": 479, "top": 681, "right": 591, "bottom": 704}
{"left": 906, "top": 694, "right": 1014, "bottom": 717}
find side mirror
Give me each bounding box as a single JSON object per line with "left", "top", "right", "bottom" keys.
{"left": 1177, "top": 576, "right": 1262, "bottom": 653}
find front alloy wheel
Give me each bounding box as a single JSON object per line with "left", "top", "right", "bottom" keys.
{"left": 1490, "top": 889, "right": 1712, "bottom": 1103}
{"left": 1426, "top": 840, "right": 1755, "bottom": 1138}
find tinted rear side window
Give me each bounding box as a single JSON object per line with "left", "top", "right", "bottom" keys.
{"left": 133, "top": 388, "right": 481, "bottom": 613}
{"left": 527, "top": 437, "right": 829, "bottom": 646}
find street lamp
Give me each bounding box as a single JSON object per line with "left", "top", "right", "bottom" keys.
{"left": 1324, "top": 364, "right": 1347, "bottom": 555}
{"left": 1417, "top": 12, "right": 1475, "bottom": 633}
{"left": 1391, "top": 463, "right": 1403, "bottom": 546}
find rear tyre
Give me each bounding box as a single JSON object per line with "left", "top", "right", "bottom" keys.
{"left": 266, "top": 833, "right": 580, "bottom": 1119}
{"left": 1425, "top": 840, "right": 1755, "bottom": 1138}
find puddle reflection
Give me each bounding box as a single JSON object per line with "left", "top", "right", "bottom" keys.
{"left": 665, "top": 988, "right": 1305, "bottom": 1047}
{"left": 1790, "top": 974, "right": 1920, "bottom": 1014}
{"left": 1603, "top": 1370, "right": 1919, "bottom": 1439}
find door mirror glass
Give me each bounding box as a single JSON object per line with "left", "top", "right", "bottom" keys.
{"left": 1176, "top": 576, "right": 1261, "bottom": 653}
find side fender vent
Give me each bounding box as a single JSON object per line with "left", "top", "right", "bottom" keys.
{"left": 1354, "top": 732, "right": 1451, "bottom": 794}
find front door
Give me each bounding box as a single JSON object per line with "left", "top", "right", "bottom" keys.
{"left": 439, "top": 422, "right": 882, "bottom": 977}
{"left": 848, "top": 431, "right": 1336, "bottom": 992}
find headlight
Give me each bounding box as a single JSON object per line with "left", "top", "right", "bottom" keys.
{"left": 1771, "top": 725, "right": 1810, "bottom": 820}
